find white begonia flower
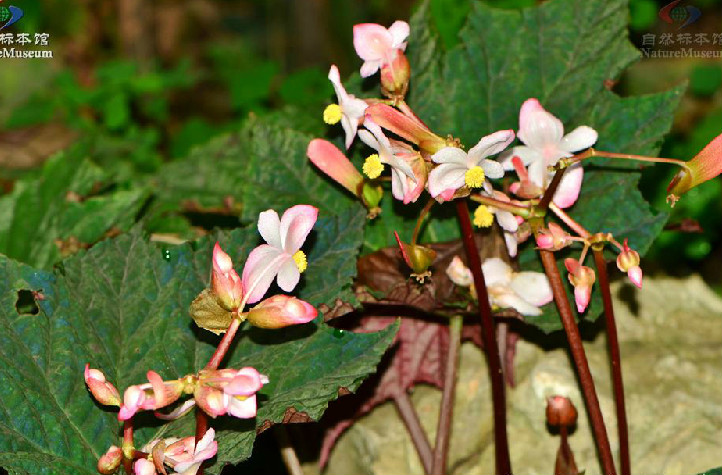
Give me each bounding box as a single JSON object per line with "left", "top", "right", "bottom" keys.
{"left": 358, "top": 120, "right": 417, "bottom": 200}
{"left": 326, "top": 65, "right": 368, "bottom": 149}
{"left": 501, "top": 98, "right": 598, "bottom": 208}
{"left": 427, "top": 130, "right": 514, "bottom": 199}
{"left": 481, "top": 257, "right": 553, "bottom": 316}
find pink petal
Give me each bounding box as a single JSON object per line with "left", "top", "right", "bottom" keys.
{"left": 241, "top": 245, "right": 286, "bottom": 305}
{"left": 225, "top": 368, "right": 263, "bottom": 396}
{"left": 574, "top": 286, "right": 591, "bottom": 313}
{"left": 360, "top": 60, "right": 381, "bottom": 78}
{"left": 226, "top": 394, "right": 258, "bottom": 419}
{"left": 552, "top": 164, "right": 584, "bottom": 209}
{"left": 257, "top": 210, "right": 282, "bottom": 249}
{"left": 510, "top": 272, "right": 553, "bottom": 307}
{"left": 427, "top": 163, "right": 466, "bottom": 197}
{"left": 276, "top": 258, "right": 301, "bottom": 292}
{"left": 327, "top": 65, "right": 348, "bottom": 103}
{"left": 280, "top": 204, "right": 318, "bottom": 252}
{"left": 628, "top": 266, "right": 643, "bottom": 288}
{"left": 388, "top": 21, "right": 410, "bottom": 49}
{"left": 560, "top": 126, "right": 598, "bottom": 153}
{"left": 468, "top": 130, "right": 516, "bottom": 161}
{"left": 307, "top": 139, "right": 363, "bottom": 195}
{"left": 134, "top": 458, "right": 157, "bottom": 475}
{"left": 212, "top": 243, "right": 233, "bottom": 272}
{"left": 353, "top": 23, "right": 392, "bottom": 62}
{"left": 247, "top": 294, "right": 317, "bottom": 329}
{"left": 195, "top": 428, "right": 218, "bottom": 459}
{"left": 518, "top": 100, "right": 564, "bottom": 150}
{"left": 500, "top": 146, "right": 542, "bottom": 170}
{"left": 365, "top": 103, "right": 443, "bottom": 150}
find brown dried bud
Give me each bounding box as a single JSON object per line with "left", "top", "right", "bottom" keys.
{"left": 546, "top": 395, "right": 578, "bottom": 427}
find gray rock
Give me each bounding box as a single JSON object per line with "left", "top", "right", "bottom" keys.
{"left": 325, "top": 275, "right": 722, "bottom": 475}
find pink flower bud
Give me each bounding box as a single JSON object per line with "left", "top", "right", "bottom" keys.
{"left": 245, "top": 295, "right": 317, "bottom": 329}
{"left": 380, "top": 51, "right": 411, "bottom": 97}
{"left": 194, "top": 386, "right": 226, "bottom": 418}
{"left": 616, "top": 240, "right": 643, "bottom": 288}
{"left": 536, "top": 223, "right": 571, "bottom": 251}
{"left": 564, "top": 258, "right": 596, "bottom": 313}
{"left": 195, "top": 368, "right": 268, "bottom": 419}
{"left": 85, "top": 364, "right": 121, "bottom": 406}
{"left": 211, "top": 243, "right": 243, "bottom": 311}
{"left": 97, "top": 445, "right": 123, "bottom": 475}
{"left": 118, "top": 371, "right": 184, "bottom": 421}
{"left": 667, "top": 132, "right": 722, "bottom": 206}
{"left": 307, "top": 139, "right": 364, "bottom": 197}
{"left": 365, "top": 103, "right": 446, "bottom": 154}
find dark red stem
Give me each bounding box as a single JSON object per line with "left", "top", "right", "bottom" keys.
{"left": 538, "top": 168, "right": 566, "bottom": 212}
{"left": 593, "top": 249, "right": 630, "bottom": 475}
{"left": 393, "top": 392, "right": 433, "bottom": 474}
{"left": 431, "top": 314, "right": 463, "bottom": 475}
{"left": 538, "top": 249, "right": 617, "bottom": 475}
{"left": 455, "top": 200, "right": 512, "bottom": 475}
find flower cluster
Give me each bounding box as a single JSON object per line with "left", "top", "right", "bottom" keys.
{"left": 86, "top": 205, "right": 319, "bottom": 473}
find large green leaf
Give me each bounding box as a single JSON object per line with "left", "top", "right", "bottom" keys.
{"left": 0, "top": 150, "right": 148, "bottom": 270}
{"left": 0, "top": 208, "right": 396, "bottom": 474}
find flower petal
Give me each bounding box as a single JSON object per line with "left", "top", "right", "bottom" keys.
{"left": 360, "top": 60, "right": 381, "bottom": 78}
{"left": 431, "top": 146, "right": 467, "bottom": 165}
{"left": 518, "top": 99, "right": 564, "bottom": 149}
{"left": 500, "top": 146, "right": 543, "bottom": 170}
{"left": 468, "top": 130, "right": 516, "bottom": 161}
{"left": 481, "top": 257, "right": 513, "bottom": 287}
{"left": 327, "top": 65, "right": 348, "bottom": 103}
{"left": 280, "top": 205, "right": 318, "bottom": 252}
{"left": 388, "top": 21, "right": 410, "bottom": 49}
{"left": 553, "top": 164, "right": 584, "bottom": 209}
{"left": 510, "top": 272, "right": 553, "bottom": 307}
{"left": 503, "top": 231, "right": 518, "bottom": 258}
{"left": 241, "top": 245, "right": 285, "bottom": 305}
{"left": 226, "top": 394, "right": 258, "bottom": 419}
{"left": 257, "top": 210, "right": 282, "bottom": 249}
{"left": 353, "top": 23, "right": 392, "bottom": 62}
{"left": 276, "top": 258, "right": 301, "bottom": 292}
{"left": 494, "top": 290, "right": 544, "bottom": 316}
{"left": 560, "top": 126, "right": 598, "bottom": 153}
{"left": 428, "top": 163, "right": 466, "bottom": 197}
{"left": 495, "top": 209, "right": 518, "bottom": 232}
{"left": 481, "top": 159, "right": 505, "bottom": 180}
{"left": 225, "top": 368, "right": 263, "bottom": 396}
{"left": 307, "top": 139, "right": 363, "bottom": 194}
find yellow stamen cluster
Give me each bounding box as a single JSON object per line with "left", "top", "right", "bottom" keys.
{"left": 465, "top": 166, "right": 486, "bottom": 188}
{"left": 323, "top": 104, "right": 342, "bottom": 125}
{"left": 293, "top": 250, "right": 307, "bottom": 273}
{"left": 363, "top": 154, "right": 384, "bottom": 179}
{"left": 473, "top": 205, "right": 494, "bottom": 228}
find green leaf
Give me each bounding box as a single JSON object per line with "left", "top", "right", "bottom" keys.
{"left": 697, "top": 468, "right": 722, "bottom": 475}
{"left": 0, "top": 150, "right": 149, "bottom": 269}
{"left": 0, "top": 208, "right": 394, "bottom": 474}
{"left": 403, "top": 0, "right": 681, "bottom": 332}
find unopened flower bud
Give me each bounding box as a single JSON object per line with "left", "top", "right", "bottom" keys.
{"left": 85, "top": 364, "right": 121, "bottom": 407}
{"left": 536, "top": 223, "right": 571, "bottom": 251}
{"left": 617, "top": 240, "right": 643, "bottom": 288}
{"left": 97, "top": 445, "right": 122, "bottom": 474}
{"left": 246, "top": 295, "right": 317, "bottom": 329}
{"left": 133, "top": 458, "right": 156, "bottom": 475}
{"left": 361, "top": 182, "right": 384, "bottom": 214}
{"left": 365, "top": 103, "right": 446, "bottom": 154}
{"left": 546, "top": 395, "right": 578, "bottom": 427}
{"left": 564, "top": 258, "right": 596, "bottom": 313}
{"left": 307, "top": 139, "right": 364, "bottom": 198}
{"left": 394, "top": 231, "right": 437, "bottom": 275}
{"left": 211, "top": 243, "right": 243, "bottom": 311}
{"left": 380, "top": 51, "right": 410, "bottom": 97}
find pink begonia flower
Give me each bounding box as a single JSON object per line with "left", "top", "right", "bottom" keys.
{"left": 446, "top": 256, "right": 473, "bottom": 287}
{"left": 616, "top": 239, "right": 643, "bottom": 288}
{"left": 427, "top": 130, "right": 513, "bottom": 199}
{"left": 246, "top": 294, "right": 317, "bottom": 329}
{"left": 667, "top": 132, "right": 722, "bottom": 206}
{"left": 166, "top": 428, "right": 218, "bottom": 475}
{"left": 118, "top": 371, "right": 184, "bottom": 421}
{"left": 307, "top": 139, "right": 363, "bottom": 197}
{"left": 564, "top": 258, "right": 596, "bottom": 313}
{"left": 358, "top": 120, "right": 418, "bottom": 201}
{"left": 326, "top": 65, "right": 368, "bottom": 149}
{"left": 195, "top": 367, "right": 269, "bottom": 419}
{"left": 482, "top": 258, "right": 553, "bottom": 316}
{"left": 211, "top": 242, "right": 243, "bottom": 310}
{"left": 501, "top": 99, "right": 598, "bottom": 208}
{"left": 242, "top": 205, "right": 318, "bottom": 305}
{"left": 85, "top": 364, "right": 121, "bottom": 406}
{"left": 353, "top": 21, "right": 409, "bottom": 78}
